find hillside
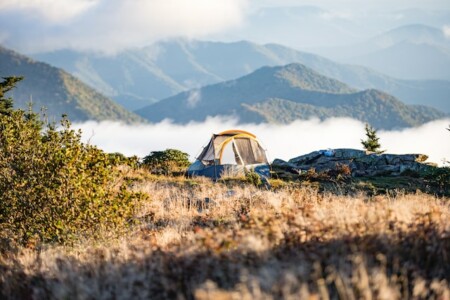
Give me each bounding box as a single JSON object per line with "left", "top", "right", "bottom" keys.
{"left": 136, "top": 63, "right": 446, "bottom": 129}
{"left": 0, "top": 46, "right": 144, "bottom": 123}
{"left": 34, "top": 39, "right": 450, "bottom": 113}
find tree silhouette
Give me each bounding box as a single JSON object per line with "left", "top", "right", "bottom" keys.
{"left": 361, "top": 123, "right": 385, "bottom": 154}
{"left": 0, "top": 76, "right": 23, "bottom": 116}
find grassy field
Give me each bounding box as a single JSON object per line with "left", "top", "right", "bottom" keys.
{"left": 1, "top": 168, "right": 449, "bottom": 299}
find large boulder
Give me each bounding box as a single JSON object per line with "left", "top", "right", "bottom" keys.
{"left": 275, "top": 149, "right": 433, "bottom": 177}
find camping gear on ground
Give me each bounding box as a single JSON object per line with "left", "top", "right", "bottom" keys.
{"left": 187, "top": 130, "right": 270, "bottom": 180}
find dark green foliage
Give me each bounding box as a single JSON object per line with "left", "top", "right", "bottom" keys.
{"left": 361, "top": 123, "right": 385, "bottom": 153}
{"left": 0, "top": 76, "right": 23, "bottom": 116}
{"left": 422, "top": 167, "right": 450, "bottom": 194}
{"left": 108, "top": 152, "right": 139, "bottom": 167}
{"left": 245, "top": 170, "right": 262, "bottom": 187}
{"left": 0, "top": 81, "right": 144, "bottom": 246}
{"left": 142, "top": 149, "right": 190, "bottom": 176}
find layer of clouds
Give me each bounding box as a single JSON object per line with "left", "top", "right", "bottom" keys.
{"left": 186, "top": 89, "right": 201, "bottom": 108}
{"left": 444, "top": 25, "right": 450, "bottom": 38}
{"left": 73, "top": 117, "right": 450, "bottom": 166}
{"left": 0, "top": 0, "right": 95, "bottom": 22}
{"left": 253, "top": 0, "right": 450, "bottom": 10}
{"left": 0, "top": 0, "right": 248, "bottom": 54}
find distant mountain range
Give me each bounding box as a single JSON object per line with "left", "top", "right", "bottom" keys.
{"left": 136, "top": 63, "right": 446, "bottom": 129}
{"left": 0, "top": 46, "right": 144, "bottom": 123}
{"left": 34, "top": 39, "right": 450, "bottom": 113}
{"left": 318, "top": 24, "right": 450, "bottom": 81}
{"left": 216, "top": 6, "right": 450, "bottom": 50}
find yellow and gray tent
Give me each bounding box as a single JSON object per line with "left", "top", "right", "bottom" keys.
{"left": 187, "top": 130, "right": 270, "bottom": 180}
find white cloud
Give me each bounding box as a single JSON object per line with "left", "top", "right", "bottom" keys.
{"left": 319, "top": 11, "right": 353, "bottom": 21}
{"left": 443, "top": 25, "right": 450, "bottom": 38}
{"left": 186, "top": 89, "right": 201, "bottom": 108}
{"left": 0, "top": 0, "right": 248, "bottom": 54}
{"left": 0, "top": 0, "right": 96, "bottom": 23}
{"left": 72, "top": 118, "right": 450, "bottom": 166}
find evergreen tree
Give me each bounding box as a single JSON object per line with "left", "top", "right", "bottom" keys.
{"left": 0, "top": 76, "right": 23, "bottom": 116}
{"left": 361, "top": 123, "right": 385, "bottom": 153}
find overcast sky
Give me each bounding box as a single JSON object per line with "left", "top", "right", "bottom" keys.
{"left": 0, "top": 0, "right": 449, "bottom": 54}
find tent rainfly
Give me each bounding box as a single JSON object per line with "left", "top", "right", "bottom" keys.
{"left": 187, "top": 129, "right": 270, "bottom": 180}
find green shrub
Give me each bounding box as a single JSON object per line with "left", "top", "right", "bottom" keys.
{"left": 142, "top": 149, "right": 190, "bottom": 176}
{"left": 245, "top": 170, "right": 262, "bottom": 187}
{"left": 423, "top": 167, "right": 450, "bottom": 194}
{"left": 108, "top": 152, "right": 139, "bottom": 168}
{"left": 0, "top": 78, "right": 144, "bottom": 246}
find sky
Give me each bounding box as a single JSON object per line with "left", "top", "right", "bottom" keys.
{"left": 0, "top": 0, "right": 449, "bottom": 53}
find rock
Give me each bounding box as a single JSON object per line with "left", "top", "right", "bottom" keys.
{"left": 273, "top": 148, "right": 433, "bottom": 178}
{"left": 288, "top": 151, "right": 323, "bottom": 165}
{"left": 272, "top": 159, "right": 300, "bottom": 174}
{"left": 333, "top": 148, "right": 367, "bottom": 159}
{"left": 383, "top": 154, "right": 402, "bottom": 165}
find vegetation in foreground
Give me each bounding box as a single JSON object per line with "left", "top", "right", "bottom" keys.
{"left": 0, "top": 78, "right": 449, "bottom": 299}
{"left": 0, "top": 174, "right": 449, "bottom": 299}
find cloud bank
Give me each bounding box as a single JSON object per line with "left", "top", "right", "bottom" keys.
{"left": 0, "top": 0, "right": 248, "bottom": 54}
{"left": 73, "top": 118, "right": 450, "bottom": 166}
{"left": 444, "top": 25, "right": 450, "bottom": 38}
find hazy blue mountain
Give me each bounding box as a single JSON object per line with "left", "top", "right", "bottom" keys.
{"left": 0, "top": 46, "right": 144, "bottom": 123}
{"left": 339, "top": 24, "right": 450, "bottom": 58}
{"left": 136, "top": 63, "right": 446, "bottom": 129}
{"left": 214, "top": 6, "right": 450, "bottom": 51}
{"left": 353, "top": 41, "right": 450, "bottom": 81}
{"left": 318, "top": 24, "right": 450, "bottom": 81}
{"left": 34, "top": 39, "right": 450, "bottom": 113}
{"left": 368, "top": 24, "right": 450, "bottom": 49}
{"left": 349, "top": 25, "right": 450, "bottom": 80}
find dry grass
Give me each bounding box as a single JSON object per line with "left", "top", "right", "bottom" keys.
{"left": 1, "top": 173, "right": 449, "bottom": 299}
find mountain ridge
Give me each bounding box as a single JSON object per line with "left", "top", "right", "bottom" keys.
{"left": 136, "top": 63, "right": 446, "bottom": 129}
{"left": 0, "top": 45, "right": 144, "bottom": 123}
{"left": 33, "top": 39, "right": 450, "bottom": 113}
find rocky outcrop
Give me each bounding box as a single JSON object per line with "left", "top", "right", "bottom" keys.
{"left": 273, "top": 148, "right": 434, "bottom": 177}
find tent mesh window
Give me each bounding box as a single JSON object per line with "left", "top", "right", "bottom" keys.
{"left": 234, "top": 138, "right": 267, "bottom": 165}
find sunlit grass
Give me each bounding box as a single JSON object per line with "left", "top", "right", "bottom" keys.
{"left": 0, "top": 173, "right": 448, "bottom": 299}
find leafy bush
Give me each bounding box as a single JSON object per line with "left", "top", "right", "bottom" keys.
{"left": 423, "top": 167, "right": 450, "bottom": 194}
{"left": 0, "top": 78, "right": 144, "bottom": 246}
{"left": 245, "top": 170, "right": 262, "bottom": 187}
{"left": 108, "top": 152, "right": 139, "bottom": 167}
{"left": 142, "top": 149, "right": 190, "bottom": 176}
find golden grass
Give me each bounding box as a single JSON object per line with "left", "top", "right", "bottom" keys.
{"left": 1, "top": 175, "right": 449, "bottom": 299}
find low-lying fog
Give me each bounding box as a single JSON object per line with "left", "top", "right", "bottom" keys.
{"left": 73, "top": 117, "right": 450, "bottom": 166}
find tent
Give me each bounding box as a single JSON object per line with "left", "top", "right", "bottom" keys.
{"left": 187, "top": 129, "right": 270, "bottom": 180}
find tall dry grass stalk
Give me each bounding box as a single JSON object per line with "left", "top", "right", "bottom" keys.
{"left": 1, "top": 176, "right": 449, "bottom": 299}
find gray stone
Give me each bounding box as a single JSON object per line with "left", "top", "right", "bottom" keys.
{"left": 272, "top": 159, "right": 300, "bottom": 173}
{"left": 333, "top": 148, "right": 367, "bottom": 159}
{"left": 288, "top": 151, "right": 323, "bottom": 165}
{"left": 274, "top": 148, "right": 432, "bottom": 178}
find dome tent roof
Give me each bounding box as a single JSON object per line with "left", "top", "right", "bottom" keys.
{"left": 188, "top": 129, "right": 270, "bottom": 180}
